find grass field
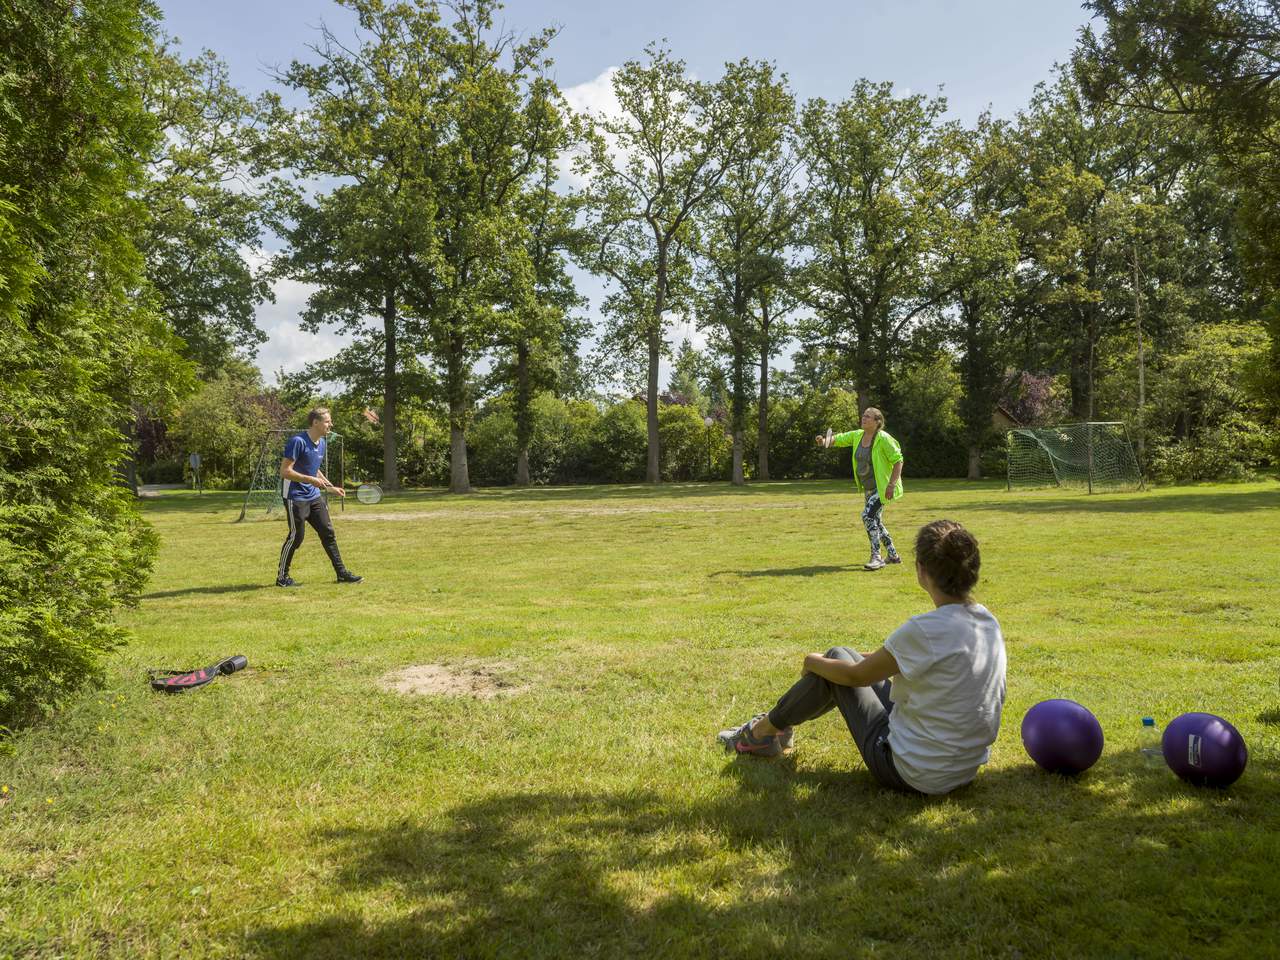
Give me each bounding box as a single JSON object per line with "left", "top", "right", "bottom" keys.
{"left": 2, "top": 478, "right": 1279, "bottom": 959}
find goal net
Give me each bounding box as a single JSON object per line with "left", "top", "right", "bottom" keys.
{"left": 1006, "top": 422, "right": 1143, "bottom": 493}
{"left": 236, "top": 429, "right": 344, "bottom": 521}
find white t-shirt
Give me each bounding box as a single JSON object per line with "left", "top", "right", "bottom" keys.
{"left": 883, "top": 603, "right": 1006, "bottom": 795}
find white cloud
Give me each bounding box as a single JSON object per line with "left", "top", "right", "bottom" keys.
{"left": 557, "top": 66, "right": 622, "bottom": 189}
{"left": 237, "top": 245, "right": 354, "bottom": 384}
{"left": 562, "top": 66, "right": 621, "bottom": 118}
{"left": 666, "top": 313, "right": 707, "bottom": 353}
{"left": 252, "top": 275, "right": 356, "bottom": 383}
{"left": 653, "top": 313, "right": 706, "bottom": 393}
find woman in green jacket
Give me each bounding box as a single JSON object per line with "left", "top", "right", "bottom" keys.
{"left": 818, "top": 407, "right": 904, "bottom": 570}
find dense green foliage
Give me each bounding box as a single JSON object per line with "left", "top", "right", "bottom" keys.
{"left": 1144, "top": 323, "right": 1273, "bottom": 480}
{"left": 1078, "top": 0, "right": 1280, "bottom": 458}
{"left": 0, "top": 0, "right": 167, "bottom": 725}
{"left": 168, "top": 362, "right": 290, "bottom": 488}
{"left": 322, "top": 383, "right": 966, "bottom": 489}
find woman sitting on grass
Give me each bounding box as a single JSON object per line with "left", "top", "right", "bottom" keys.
{"left": 717, "top": 519, "right": 1006, "bottom": 795}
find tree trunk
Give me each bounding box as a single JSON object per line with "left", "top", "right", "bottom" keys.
{"left": 646, "top": 326, "right": 661, "bottom": 482}
{"left": 731, "top": 339, "right": 747, "bottom": 486}
{"left": 967, "top": 444, "right": 982, "bottom": 480}
{"left": 446, "top": 326, "right": 471, "bottom": 494}
{"left": 855, "top": 308, "right": 874, "bottom": 414}
{"left": 449, "top": 415, "right": 470, "bottom": 493}
{"left": 1087, "top": 313, "right": 1097, "bottom": 421}
{"left": 757, "top": 308, "right": 770, "bottom": 482}
{"left": 647, "top": 245, "right": 668, "bottom": 483}
{"left": 382, "top": 287, "right": 400, "bottom": 490}
{"left": 1069, "top": 310, "right": 1091, "bottom": 421}
{"left": 1133, "top": 246, "right": 1145, "bottom": 468}
{"left": 515, "top": 339, "right": 532, "bottom": 485}
{"left": 960, "top": 299, "right": 986, "bottom": 482}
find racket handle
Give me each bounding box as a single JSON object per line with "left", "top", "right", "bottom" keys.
{"left": 219, "top": 655, "right": 248, "bottom": 675}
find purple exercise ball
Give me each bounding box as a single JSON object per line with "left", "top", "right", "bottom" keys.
{"left": 1021, "top": 699, "right": 1105, "bottom": 775}
{"left": 1161, "top": 712, "right": 1248, "bottom": 788}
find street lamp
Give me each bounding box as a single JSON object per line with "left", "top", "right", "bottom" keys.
{"left": 703, "top": 416, "right": 714, "bottom": 479}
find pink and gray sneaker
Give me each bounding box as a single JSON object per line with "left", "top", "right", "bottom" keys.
{"left": 717, "top": 714, "right": 794, "bottom": 757}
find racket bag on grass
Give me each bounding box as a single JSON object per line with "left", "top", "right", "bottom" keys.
{"left": 149, "top": 655, "right": 248, "bottom": 694}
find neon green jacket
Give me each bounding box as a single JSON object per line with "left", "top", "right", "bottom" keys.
{"left": 832, "top": 429, "right": 904, "bottom": 503}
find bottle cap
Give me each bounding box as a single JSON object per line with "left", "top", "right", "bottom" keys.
{"left": 1141, "top": 717, "right": 1155, "bottom": 726}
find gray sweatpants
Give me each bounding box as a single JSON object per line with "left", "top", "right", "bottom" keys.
{"left": 766, "top": 646, "right": 918, "bottom": 793}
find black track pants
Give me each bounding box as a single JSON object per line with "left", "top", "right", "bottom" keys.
{"left": 277, "top": 496, "right": 346, "bottom": 580}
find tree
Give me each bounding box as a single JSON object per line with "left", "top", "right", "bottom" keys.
{"left": 1145, "top": 322, "right": 1273, "bottom": 480}
{"left": 402, "top": 2, "right": 565, "bottom": 493}
{"left": 489, "top": 151, "right": 586, "bottom": 485}
{"left": 795, "top": 81, "right": 967, "bottom": 414}
{"left": 271, "top": 0, "right": 452, "bottom": 491}
{"left": 694, "top": 60, "right": 799, "bottom": 485}
{"left": 1077, "top": 0, "right": 1279, "bottom": 158}
{"left": 1076, "top": 0, "right": 1280, "bottom": 451}
{"left": 1, "top": 0, "right": 181, "bottom": 725}
{"left": 576, "top": 45, "right": 745, "bottom": 482}
{"left": 934, "top": 118, "right": 1021, "bottom": 478}
{"left": 140, "top": 41, "right": 274, "bottom": 377}
{"left": 170, "top": 361, "right": 290, "bottom": 485}
{"left": 121, "top": 39, "right": 272, "bottom": 492}
{"left": 1013, "top": 70, "right": 1186, "bottom": 421}
{"left": 753, "top": 273, "right": 802, "bottom": 481}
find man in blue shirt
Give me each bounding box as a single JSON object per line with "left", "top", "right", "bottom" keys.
{"left": 276, "top": 407, "right": 362, "bottom": 587}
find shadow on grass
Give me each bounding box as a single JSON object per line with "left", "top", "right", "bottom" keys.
{"left": 953, "top": 487, "right": 1279, "bottom": 516}
{"left": 710, "top": 564, "right": 864, "bottom": 579}
{"left": 141, "top": 583, "right": 273, "bottom": 600}
{"left": 1258, "top": 707, "right": 1280, "bottom": 725}
{"left": 240, "top": 752, "right": 1279, "bottom": 959}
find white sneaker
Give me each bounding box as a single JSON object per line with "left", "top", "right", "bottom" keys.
{"left": 864, "top": 556, "right": 886, "bottom": 571}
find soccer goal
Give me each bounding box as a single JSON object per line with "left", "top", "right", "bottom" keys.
{"left": 236, "top": 430, "right": 345, "bottom": 521}
{"left": 1006, "top": 422, "right": 1144, "bottom": 493}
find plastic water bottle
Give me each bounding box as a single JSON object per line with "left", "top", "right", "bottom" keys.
{"left": 1140, "top": 717, "right": 1163, "bottom": 768}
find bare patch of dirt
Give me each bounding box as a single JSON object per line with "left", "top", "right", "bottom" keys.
{"left": 380, "top": 661, "right": 526, "bottom": 699}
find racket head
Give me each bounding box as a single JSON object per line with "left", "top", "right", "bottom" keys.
{"left": 824, "top": 428, "right": 833, "bottom": 448}
{"left": 356, "top": 482, "right": 383, "bottom": 505}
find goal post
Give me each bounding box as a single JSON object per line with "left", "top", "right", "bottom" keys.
{"left": 236, "top": 429, "right": 345, "bottom": 521}
{"left": 1006, "top": 422, "right": 1144, "bottom": 493}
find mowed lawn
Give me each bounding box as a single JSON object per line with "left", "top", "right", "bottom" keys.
{"left": 2, "top": 479, "right": 1279, "bottom": 959}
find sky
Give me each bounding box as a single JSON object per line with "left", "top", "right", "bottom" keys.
{"left": 152, "top": 0, "right": 1098, "bottom": 389}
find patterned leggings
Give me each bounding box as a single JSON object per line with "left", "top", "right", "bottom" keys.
{"left": 862, "top": 492, "right": 897, "bottom": 559}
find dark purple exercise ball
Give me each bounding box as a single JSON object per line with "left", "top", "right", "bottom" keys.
{"left": 1161, "top": 712, "right": 1248, "bottom": 788}
{"left": 1021, "top": 699, "right": 1105, "bottom": 775}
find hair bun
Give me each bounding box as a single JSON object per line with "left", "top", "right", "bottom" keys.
{"left": 914, "top": 520, "right": 980, "bottom": 597}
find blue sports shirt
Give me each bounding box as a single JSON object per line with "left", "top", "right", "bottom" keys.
{"left": 282, "top": 431, "right": 326, "bottom": 502}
